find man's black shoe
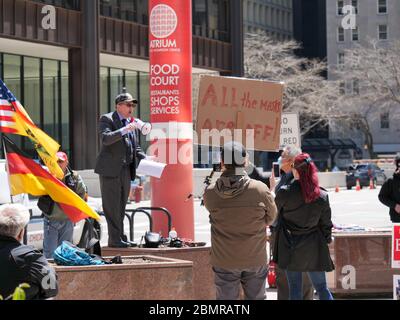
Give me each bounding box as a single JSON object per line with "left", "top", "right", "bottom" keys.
{"left": 108, "top": 241, "right": 130, "bottom": 248}
{"left": 125, "top": 240, "right": 137, "bottom": 247}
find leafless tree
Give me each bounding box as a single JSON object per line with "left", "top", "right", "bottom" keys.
{"left": 330, "top": 38, "right": 400, "bottom": 157}
{"left": 244, "top": 32, "right": 337, "bottom": 136}
{"left": 245, "top": 33, "right": 400, "bottom": 158}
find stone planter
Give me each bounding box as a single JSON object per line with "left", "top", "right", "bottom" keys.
{"left": 53, "top": 255, "right": 194, "bottom": 300}
{"left": 327, "top": 231, "right": 397, "bottom": 298}
{"left": 102, "top": 246, "right": 215, "bottom": 300}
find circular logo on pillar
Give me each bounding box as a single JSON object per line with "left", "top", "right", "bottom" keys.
{"left": 150, "top": 4, "right": 178, "bottom": 39}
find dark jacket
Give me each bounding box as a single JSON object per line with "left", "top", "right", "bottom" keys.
{"left": 0, "top": 235, "right": 58, "bottom": 300}
{"left": 204, "top": 169, "right": 277, "bottom": 269}
{"left": 246, "top": 163, "right": 271, "bottom": 188}
{"left": 95, "top": 111, "right": 146, "bottom": 179}
{"left": 378, "top": 172, "right": 400, "bottom": 223}
{"left": 273, "top": 180, "right": 334, "bottom": 272}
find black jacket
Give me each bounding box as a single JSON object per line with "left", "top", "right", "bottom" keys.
{"left": 273, "top": 180, "right": 335, "bottom": 272}
{"left": 95, "top": 112, "right": 146, "bottom": 178}
{"left": 378, "top": 172, "right": 400, "bottom": 223}
{"left": 246, "top": 163, "right": 271, "bottom": 188}
{"left": 0, "top": 235, "right": 58, "bottom": 300}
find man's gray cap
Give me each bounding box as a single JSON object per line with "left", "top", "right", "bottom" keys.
{"left": 115, "top": 87, "right": 138, "bottom": 105}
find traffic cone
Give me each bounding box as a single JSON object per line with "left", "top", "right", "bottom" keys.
{"left": 369, "top": 178, "right": 375, "bottom": 190}
{"left": 355, "top": 179, "right": 361, "bottom": 191}
{"left": 335, "top": 185, "right": 340, "bottom": 193}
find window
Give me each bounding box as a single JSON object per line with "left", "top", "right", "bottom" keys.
{"left": 338, "top": 27, "right": 345, "bottom": 42}
{"left": 338, "top": 52, "right": 345, "bottom": 66}
{"left": 337, "top": 0, "right": 344, "bottom": 15}
{"left": 339, "top": 81, "right": 346, "bottom": 95}
{"left": 109, "top": 68, "right": 124, "bottom": 107}
{"left": 0, "top": 53, "right": 70, "bottom": 157}
{"left": 353, "top": 79, "right": 359, "bottom": 95}
{"left": 24, "top": 58, "right": 41, "bottom": 126}
{"left": 352, "top": 0, "right": 358, "bottom": 14}
{"left": 378, "top": 0, "right": 387, "bottom": 14}
{"left": 42, "top": 59, "right": 59, "bottom": 142}
{"left": 352, "top": 26, "right": 359, "bottom": 41}
{"left": 380, "top": 112, "right": 389, "bottom": 129}
{"left": 192, "top": 0, "right": 230, "bottom": 42}
{"left": 32, "top": 0, "right": 80, "bottom": 10}
{"left": 378, "top": 24, "right": 388, "bottom": 40}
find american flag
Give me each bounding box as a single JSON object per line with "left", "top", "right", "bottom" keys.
{"left": 0, "top": 80, "right": 19, "bottom": 134}
{"left": 0, "top": 79, "right": 64, "bottom": 179}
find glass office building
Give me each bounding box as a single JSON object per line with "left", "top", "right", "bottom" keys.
{"left": 0, "top": 0, "right": 242, "bottom": 168}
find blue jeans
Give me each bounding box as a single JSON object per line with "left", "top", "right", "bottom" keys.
{"left": 286, "top": 271, "right": 333, "bottom": 300}
{"left": 43, "top": 217, "right": 74, "bottom": 259}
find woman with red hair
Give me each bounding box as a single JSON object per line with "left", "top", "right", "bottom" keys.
{"left": 273, "top": 153, "right": 334, "bottom": 300}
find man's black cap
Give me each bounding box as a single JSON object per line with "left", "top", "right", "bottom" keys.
{"left": 221, "top": 141, "right": 247, "bottom": 167}
{"left": 115, "top": 87, "right": 138, "bottom": 105}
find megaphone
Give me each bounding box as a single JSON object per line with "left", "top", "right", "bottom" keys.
{"left": 131, "top": 118, "right": 152, "bottom": 135}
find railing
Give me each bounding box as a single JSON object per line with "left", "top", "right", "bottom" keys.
{"left": 125, "top": 207, "right": 172, "bottom": 242}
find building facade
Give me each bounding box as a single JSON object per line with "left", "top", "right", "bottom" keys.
{"left": 293, "top": 0, "right": 326, "bottom": 59}
{"left": 0, "top": 0, "right": 243, "bottom": 169}
{"left": 326, "top": 0, "right": 400, "bottom": 156}
{"left": 243, "top": 0, "right": 293, "bottom": 40}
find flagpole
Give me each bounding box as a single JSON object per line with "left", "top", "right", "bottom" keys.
{"left": 2, "top": 135, "right": 14, "bottom": 204}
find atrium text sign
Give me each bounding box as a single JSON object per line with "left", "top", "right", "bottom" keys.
{"left": 196, "top": 75, "right": 284, "bottom": 151}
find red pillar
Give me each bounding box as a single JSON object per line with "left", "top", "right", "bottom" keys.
{"left": 149, "top": 1, "right": 194, "bottom": 240}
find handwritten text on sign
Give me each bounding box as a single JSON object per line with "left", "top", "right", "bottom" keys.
{"left": 196, "top": 76, "right": 284, "bottom": 151}
{"left": 393, "top": 224, "right": 400, "bottom": 269}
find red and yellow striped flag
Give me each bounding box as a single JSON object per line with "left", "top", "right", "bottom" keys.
{"left": 3, "top": 136, "right": 100, "bottom": 223}
{"left": 0, "top": 79, "right": 64, "bottom": 180}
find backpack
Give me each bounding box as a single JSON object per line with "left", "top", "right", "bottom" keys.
{"left": 53, "top": 241, "right": 107, "bottom": 266}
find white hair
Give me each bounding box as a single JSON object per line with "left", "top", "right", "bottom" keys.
{"left": 283, "top": 145, "right": 302, "bottom": 159}
{"left": 0, "top": 204, "right": 30, "bottom": 238}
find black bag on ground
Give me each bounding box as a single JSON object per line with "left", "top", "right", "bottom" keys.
{"left": 144, "top": 232, "right": 161, "bottom": 248}
{"left": 37, "top": 195, "right": 55, "bottom": 215}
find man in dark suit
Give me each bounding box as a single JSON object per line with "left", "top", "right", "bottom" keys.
{"left": 95, "top": 89, "right": 146, "bottom": 248}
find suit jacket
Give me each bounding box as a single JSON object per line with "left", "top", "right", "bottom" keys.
{"left": 95, "top": 111, "right": 146, "bottom": 178}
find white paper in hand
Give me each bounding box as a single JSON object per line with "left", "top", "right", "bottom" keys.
{"left": 137, "top": 159, "right": 166, "bottom": 178}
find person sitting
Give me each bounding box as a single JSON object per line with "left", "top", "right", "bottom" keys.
{"left": 0, "top": 204, "right": 58, "bottom": 300}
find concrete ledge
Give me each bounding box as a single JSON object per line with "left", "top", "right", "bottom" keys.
{"left": 102, "top": 246, "right": 215, "bottom": 300}
{"left": 328, "top": 231, "right": 397, "bottom": 296}
{"left": 54, "top": 255, "right": 194, "bottom": 300}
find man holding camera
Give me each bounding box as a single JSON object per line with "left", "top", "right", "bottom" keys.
{"left": 203, "top": 141, "right": 277, "bottom": 300}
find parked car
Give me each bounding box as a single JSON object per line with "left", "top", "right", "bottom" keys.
{"left": 345, "top": 163, "right": 387, "bottom": 189}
